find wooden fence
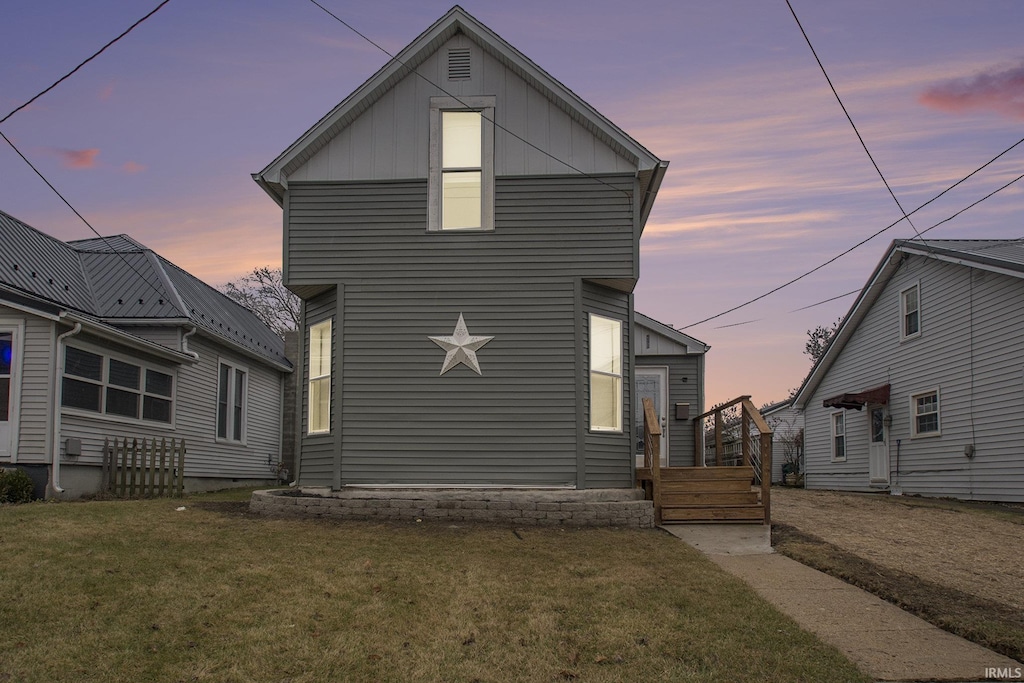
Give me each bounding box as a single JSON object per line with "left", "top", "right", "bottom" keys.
{"left": 101, "top": 437, "right": 185, "bottom": 498}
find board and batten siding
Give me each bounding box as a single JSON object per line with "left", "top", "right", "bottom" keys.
{"left": 285, "top": 176, "right": 635, "bottom": 290}
{"left": 1, "top": 307, "right": 53, "bottom": 463}
{"left": 299, "top": 287, "right": 337, "bottom": 487}
{"left": 59, "top": 332, "right": 284, "bottom": 481}
{"left": 805, "top": 254, "right": 1024, "bottom": 502}
{"left": 287, "top": 33, "right": 635, "bottom": 184}
{"left": 582, "top": 282, "right": 632, "bottom": 488}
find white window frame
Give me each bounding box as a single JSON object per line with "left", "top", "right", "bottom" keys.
{"left": 428, "top": 95, "right": 495, "bottom": 232}
{"left": 0, "top": 320, "right": 25, "bottom": 461}
{"left": 831, "top": 411, "right": 846, "bottom": 462}
{"left": 216, "top": 359, "right": 248, "bottom": 444}
{"left": 308, "top": 319, "right": 332, "bottom": 435}
{"left": 589, "top": 314, "right": 623, "bottom": 433}
{"left": 910, "top": 388, "right": 941, "bottom": 438}
{"left": 900, "top": 282, "right": 921, "bottom": 341}
{"left": 61, "top": 343, "right": 175, "bottom": 427}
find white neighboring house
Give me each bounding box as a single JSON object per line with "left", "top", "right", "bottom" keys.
{"left": 793, "top": 239, "right": 1024, "bottom": 503}
{"left": 761, "top": 399, "right": 804, "bottom": 484}
{"left": 0, "top": 211, "right": 292, "bottom": 498}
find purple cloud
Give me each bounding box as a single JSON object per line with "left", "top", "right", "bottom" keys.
{"left": 919, "top": 61, "right": 1024, "bottom": 120}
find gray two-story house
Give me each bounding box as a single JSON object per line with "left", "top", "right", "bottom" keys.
{"left": 254, "top": 6, "right": 669, "bottom": 490}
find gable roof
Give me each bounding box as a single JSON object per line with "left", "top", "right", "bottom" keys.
{"left": 792, "top": 238, "right": 1024, "bottom": 409}
{"left": 0, "top": 210, "right": 290, "bottom": 370}
{"left": 634, "top": 311, "right": 710, "bottom": 355}
{"left": 253, "top": 5, "right": 667, "bottom": 224}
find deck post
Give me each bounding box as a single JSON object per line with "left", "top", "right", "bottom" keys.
{"left": 642, "top": 398, "right": 662, "bottom": 525}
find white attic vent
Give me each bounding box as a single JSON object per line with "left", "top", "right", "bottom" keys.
{"left": 448, "top": 48, "right": 471, "bottom": 80}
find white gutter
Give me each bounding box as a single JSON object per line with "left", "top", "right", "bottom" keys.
{"left": 181, "top": 325, "right": 200, "bottom": 361}
{"left": 50, "top": 319, "right": 82, "bottom": 496}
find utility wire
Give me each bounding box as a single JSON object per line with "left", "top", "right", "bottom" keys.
{"left": 680, "top": 136, "right": 1024, "bottom": 329}
{"left": 306, "top": 0, "right": 636, "bottom": 204}
{"left": 0, "top": 0, "right": 172, "bottom": 125}
{"left": 785, "top": 0, "right": 924, "bottom": 241}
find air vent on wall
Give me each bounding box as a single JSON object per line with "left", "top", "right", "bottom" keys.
{"left": 448, "top": 48, "right": 471, "bottom": 80}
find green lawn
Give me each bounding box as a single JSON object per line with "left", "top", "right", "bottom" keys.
{"left": 0, "top": 492, "right": 869, "bottom": 682}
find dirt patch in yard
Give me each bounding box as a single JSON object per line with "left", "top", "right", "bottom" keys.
{"left": 771, "top": 487, "right": 1024, "bottom": 663}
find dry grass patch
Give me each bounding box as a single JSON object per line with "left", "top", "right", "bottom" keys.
{"left": 1, "top": 494, "right": 869, "bottom": 682}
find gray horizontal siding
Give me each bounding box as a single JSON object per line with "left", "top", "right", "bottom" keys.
{"left": 4, "top": 309, "right": 53, "bottom": 463}
{"left": 637, "top": 355, "right": 702, "bottom": 467}
{"left": 299, "top": 288, "right": 337, "bottom": 487}
{"left": 582, "top": 282, "right": 632, "bottom": 488}
{"left": 339, "top": 281, "right": 577, "bottom": 486}
{"left": 285, "top": 175, "right": 635, "bottom": 289}
{"left": 805, "top": 255, "right": 1024, "bottom": 502}
{"left": 288, "top": 33, "right": 635, "bottom": 183}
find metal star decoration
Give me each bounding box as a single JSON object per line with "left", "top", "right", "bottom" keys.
{"left": 428, "top": 313, "right": 494, "bottom": 375}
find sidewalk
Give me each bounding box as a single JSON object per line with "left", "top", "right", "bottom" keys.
{"left": 664, "top": 524, "right": 1023, "bottom": 682}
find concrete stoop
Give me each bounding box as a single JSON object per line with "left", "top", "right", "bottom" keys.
{"left": 250, "top": 487, "right": 655, "bottom": 528}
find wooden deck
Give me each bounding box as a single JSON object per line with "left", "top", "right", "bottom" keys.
{"left": 637, "top": 466, "right": 764, "bottom": 523}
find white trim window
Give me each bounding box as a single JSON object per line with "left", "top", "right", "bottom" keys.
{"left": 308, "top": 320, "right": 332, "bottom": 435}
{"left": 589, "top": 314, "right": 623, "bottom": 432}
{"left": 911, "top": 389, "right": 940, "bottom": 437}
{"left": 0, "top": 331, "right": 11, "bottom": 424}
{"left": 62, "top": 346, "right": 173, "bottom": 424}
{"left": 217, "top": 361, "right": 248, "bottom": 443}
{"left": 831, "top": 411, "right": 846, "bottom": 461}
{"left": 429, "top": 96, "right": 495, "bottom": 231}
{"left": 900, "top": 282, "right": 921, "bottom": 340}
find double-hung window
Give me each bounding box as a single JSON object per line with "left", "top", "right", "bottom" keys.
{"left": 429, "top": 96, "right": 495, "bottom": 231}
{"left": 217, "top": 361, "right": 247, "bottom": 443}
{"left": 911, "top": 389, "right": 940, "bottom": 437}
{"left": 901, "top": 283, "right": 921, "bottom": 340}
{"left": 589, "top": 315, "right": 623, "bottom": 432}
{"left": 62, "top": 346, "right": 173, "bottom": 424}
{"left": 308, "top": 320, "right": 331, "bottom": 434}
{"left": 831, "top": 412, "right": 846, "bottom": 461}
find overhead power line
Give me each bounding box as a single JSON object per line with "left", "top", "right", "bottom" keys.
{"left": 0, "top": 0, "right": 172, "bottom": 125}
{"left": 679, "top": 135, "right": 1024, "bottom": 330}
{"left": 785, "top": 0, "right": 924, "bottom": 241}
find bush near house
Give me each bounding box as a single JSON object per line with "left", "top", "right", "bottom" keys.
{"left": 0, "top": 467, "right": 34, "bottom": 503}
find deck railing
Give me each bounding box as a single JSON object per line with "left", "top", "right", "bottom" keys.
{"left": 693, "top": 396, "right": 773, "bottom": 524}
{"left": 640, "top": 397, "right": 662, "bottom": 524}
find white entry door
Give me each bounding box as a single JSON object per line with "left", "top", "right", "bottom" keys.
{"left": 635, "top": 367, "right": 668, "bottom": 468}
{"left": 0, "top": 331, "right": 13, "bottom": 460}
{"left": 868, "top": 405, "right": 889, "bottom": 485}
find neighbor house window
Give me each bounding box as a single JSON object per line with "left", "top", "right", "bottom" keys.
{"left": 0, "top": 332, "right": 11, "bottom": 425}
{"left": 308, "top": 320, "right": 331, "bottom": 434}
{"left": 429, "top": 96, "right": 494, "bottom": 231}
{"left": 217, "top": 361, "right": 247, "bottom": 443}
{"left": 831, "top": 412, "right": 845, "bottom": 461}
{"left": 590, "top": 315, "right": 622, "bottom": 432}
{"left": 911, "top": 389, "right": 940, "bottom": 437}
{"left": 901, "top": 283, "right": 920, "bottom": 340}
{"left": 62, "top": 346, "right": 173, "bottom": 423}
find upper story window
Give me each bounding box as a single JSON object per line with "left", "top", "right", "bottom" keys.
{"left": 590, "top": 314, "right": 623, "bottom": 432}
{"left": 900, "top": 282, "right": 920, "bottom": 340}
{"left": 429, "top": 96, "right": 495, "bottom": 232}
{"left": 62, "top": 346, "right": 173, "bottom": 424}
{"left": 308, "top": 319, "right": 332, "bottom": 435}
{"left": 217, "top": 361, "right": 247, "bottom": 443}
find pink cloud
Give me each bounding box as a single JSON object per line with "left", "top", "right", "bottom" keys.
{"left": 57, "top": 148, "right": 100, "bottom": 169}
{"left": 122, "top": 160, "right": 146, "bottom": 174}
{"left": 98, "top": 83, "right": 115, "bottom": 101}
{"left": 919, "top": 61, "right": 1024, "bottom": 120}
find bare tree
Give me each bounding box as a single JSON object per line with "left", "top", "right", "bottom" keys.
{"left": 804, "top": 317, "right": 843, "bottom": 364}
{"left": 221, "top": 266, "right": 300, "bottom": 338}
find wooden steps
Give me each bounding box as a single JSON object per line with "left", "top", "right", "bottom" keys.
{"left": 638, "top": 466, "right": 766, "bottom": 524}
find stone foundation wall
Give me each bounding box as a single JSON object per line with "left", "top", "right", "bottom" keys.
{"left": 250, "top": 488, "right": 655, "bottom": 528}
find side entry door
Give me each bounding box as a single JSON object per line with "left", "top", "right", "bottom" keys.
{"left": 635, "top": 367, "right": 668, "bottom": 468}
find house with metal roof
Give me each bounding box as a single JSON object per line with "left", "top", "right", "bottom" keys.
{"left": 793, "top": 239, "right": 1024, "bottom": 502}
{"left": 253, "top": 6, "right": 677, "bottom": 491}
{"left": 0, "top": 210, "right": 292, "bottom": 498}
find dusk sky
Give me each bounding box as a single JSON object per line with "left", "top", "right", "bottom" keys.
{"left": 3, "top": 0, "right": 1023, "bottom": 408}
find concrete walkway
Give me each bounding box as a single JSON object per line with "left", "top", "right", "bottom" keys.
{"left": 664, "top": 524, "right": 1022, "bottom": 682}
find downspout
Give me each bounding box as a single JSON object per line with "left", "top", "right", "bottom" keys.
{"left": 181, "top": 325, "right": 200, "bottom": 361}
{"left": 50, "top": 320, "right": 82, "bottom": 497}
